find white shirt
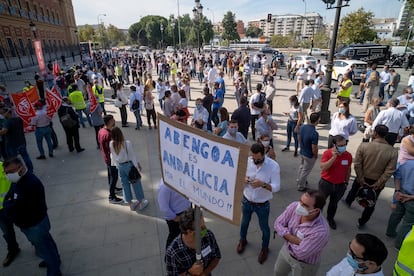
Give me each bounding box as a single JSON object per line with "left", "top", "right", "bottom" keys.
{"left": 244, "top": 157, "right": 280, "bottom": 203}
{"left": 192, "top": 106, "right": 209, "bottom": 131}
{"left": 328, "top": 112, "right": 358, "bottom": 139}
{"left": 380, "top": 71, "right": 391, "bottom": 84}
{"left": 372, "top": 107, "right": 410, "bottom": 134}
{"left": 265, "top": 84, "right": 276, "bottom": 101}
{"left": 207, "top": 67, "right": 217, "bottom": 82}
{"left": 299, "top": 86, "right": 314, "bottom": 104}
{"left": 109, "top": 140, "right": 138, "bottom": 168}
{"left": 312, "top": 84, "right": 322, "bottom": 100}
{"left": 223, "top": 131, "right": 247, "bottom": 144}
{"left": 327, "top": 257, "right": 384, "bottom": 276}
{"left": 249, "top": 92, "right": 263, "bottom": 115}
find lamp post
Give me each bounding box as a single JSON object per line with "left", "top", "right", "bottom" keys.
{"left": 170, "top": 15, "right": 176, "bottom": 48}
{"left": 29, "top": 21, "right": 37, "bottom": 39}
{"left": 97, "top": 13, "right": 106, "bottom": 50}
{"left": 74, "top": 29, "right": 80, "bottom": 56}
{"left": 177, "top": 0, "right": 182, "bottom": 48}
{"left": 160, "top": 23, "right": 164, "bottom": 49}
{"left": 319, "top": 0, "right": 350, "bottom": 124}
{"left": 192, "top": 0, "right": 203, "bottom": 52}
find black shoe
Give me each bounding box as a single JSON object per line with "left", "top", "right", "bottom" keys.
{"left": 294, "top": 151, "right": 298, "bottom": 157}
{"left": 357, "top": 219, "right": 365, "bottom": 229}
{"left": 281, "top": 147, "right": 289, "bottom": 152}
{"left": 122, "top": 124, "right": 129, "bottom": 127}
{"left": 36, "top": 155, "right": 46, "bottom": 160}
{"left": 3, "top": 249, "right": 20, "bottom": 267}
{"left": 109, "top": 197, "right": 123, "bottom": 204}
{"left": 328, "top": 219, "right": 337, "bottom": 230}
{"left": 76, "top": 148, "right": 85, "bottom": 153}
{"left": 69, "top": 148, "right": 74, "bottom": 152}
{"left": 49, "top": 153, "right": 54, "bottom": 158}
{"left": 38, "top": 260, "right": 47, "bottom": 268}
{"left": 297, "top": 187, "right": 307, "bottom": 192}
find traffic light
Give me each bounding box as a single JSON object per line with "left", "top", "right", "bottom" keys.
{"left": 267, "top": 13, "right": 272, "bottom": 23}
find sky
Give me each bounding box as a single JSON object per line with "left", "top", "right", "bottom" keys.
{"left": 72, "top": 0, "right": 403, "bottom": 30}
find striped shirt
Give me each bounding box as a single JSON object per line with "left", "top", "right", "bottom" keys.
{"left": 274, "top": 201, "right": 329, "bottom": 265}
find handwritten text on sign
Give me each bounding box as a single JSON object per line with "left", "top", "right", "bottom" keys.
{"left": 159, "top": 119, "right": 241, "bottom": 221}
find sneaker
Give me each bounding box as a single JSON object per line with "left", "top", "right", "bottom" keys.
{"left": 115, "top": 187, "right": 123, "bottom": 195}
{"left": 76, "top": 148, "right": 85, "bottom": 153}
{"left": 3, "top": 248, "right": 20, "bottom": 267}
{"left": 357, "top": 219, "right": 365, "bottom": 229}
{"left": 137, "top": 199, "right": 149, "bottom": 210}
{"left": 36, "top": 155, "right": 46, "bottom": 160}
{"left": 281, "top": 147, "right": 289, "bottom": 152}
{"left": 49, "top": 153, "right": 54, "bottom": 158}
{"left": 297, "top": 187, "right": 307, "bottom": 192}
{"left": 149, "top": 126, "right": 152, "bottom": 129}
{"left": 293, "top": 151, "right": 298, "bottom": 157}
{"left": 109, "top": 197, "right": 123, "bottom": 204}
{"left": 130, "top": 201, "right": 139, "bottom": 211}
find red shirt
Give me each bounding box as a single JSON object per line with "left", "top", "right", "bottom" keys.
{"left": 321, "top": 148, "right": 352, "bottom": 184}
{"left": 98, "top": 127, "right": 111, "bottom": 165}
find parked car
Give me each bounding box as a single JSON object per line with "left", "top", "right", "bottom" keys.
{"left": 294, "top": 55, "right": 317, "bottom": 69}
{"left": 166, "top": 46, "right": 175, "bottom": 53}
{"left": 260, "top": 47, "right": 277, "bottom": 54}
{"left": 308, "top": 48, "right": 327, "bottom": 56}
{"left": 322, "top": 59, "right": 367, "bottom": 84}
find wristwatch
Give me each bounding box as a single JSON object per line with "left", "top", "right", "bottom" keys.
{"left": 262, "top": 183, "right": 268, "bottom": 189}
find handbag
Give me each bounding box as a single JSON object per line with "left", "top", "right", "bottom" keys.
{"left": 60, "top": 108, "right": 77, "bottom": 128}
{"left": 125, "top": 143, "right": 141, "bottom": 181}
{"left": 114, "top": 97, "right": 123, "bottom": 108}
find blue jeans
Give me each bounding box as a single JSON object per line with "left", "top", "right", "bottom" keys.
{"left": 118, "top": 162, "right": 145, "bottom": 202}
{"left": 240, "top": 197, "right": 270, "bottom": 248}
{"left": 20, "top": 215, "right": 61, "bottom": 276}
{"left": 359, "top": 89, "right": 365, "bottom": 105}
{"left": 76, "top": 109, "right": 92, "bottom": 128}
{"left": 35, "top": 126, "right": 53, "bottom": 156}
{"left": 6, "top": 144, "right": 33, "bottom": 173}
{"left": 286, "top": 120, "right": 299, "bottom": 151}
{"left": 133, "top": 109, "right": 143, "bottom": 129}
{"left": 0, "top": 209, "right": 19, "bottom": 253}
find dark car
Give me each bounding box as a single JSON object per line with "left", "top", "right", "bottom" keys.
{"left": 260, "top": 47, "right": 276, "bottom": 54}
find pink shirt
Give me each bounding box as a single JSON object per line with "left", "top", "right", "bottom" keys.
{"left": 274, "top": 201, "right": 329, "bottom": 265}
{"left": 398, "top": 135, "right": 414, "bottom": 165}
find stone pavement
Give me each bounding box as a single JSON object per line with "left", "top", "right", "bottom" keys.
{"left": 0, "top": 63, "right": 410, "bottom": 275}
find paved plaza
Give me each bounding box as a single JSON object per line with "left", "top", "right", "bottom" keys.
{"left": 0, "top": 59, "right": 410, "bottom": 275}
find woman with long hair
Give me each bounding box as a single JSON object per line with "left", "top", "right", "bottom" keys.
{"left": 143, "top": 84, "right": 157, "bottom": 129}
{"left": 109, "top": 127, "right": 148, "bottom": 211}
{"left": 178, "top": 89, "right": 189, "bottom": 123}
{"left": 214, "top": 107, "right": 229, "bottom": 137}
{"left": 363, "top": 97, "right": 381, "bottom": 142}
{"left": 282, "top": 95, "right": 303, "bottom": 157}
{"left": 328, "top": 101, "right": 358, "bottom": 148}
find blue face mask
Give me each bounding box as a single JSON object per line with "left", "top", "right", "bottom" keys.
{"left": 346, "top": 253, "right": 368, "bottom": 272}
{"left": 338, "top": 108, "right": 346, "bottom": 114}
{"left": 336, "top": 145, "right": 347, "bottom": 153}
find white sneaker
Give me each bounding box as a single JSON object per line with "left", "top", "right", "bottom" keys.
{"left": 137, "top": 199, "right": 149, "bottom": 210}
{"left": 130, "top": 201, "right": 139, "bottom": 211}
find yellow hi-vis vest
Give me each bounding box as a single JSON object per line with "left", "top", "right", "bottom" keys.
{"left": 394, "top": 226, "right": 414, "bottom": 276}
{"left": 337, "top": 79, "right": 353, "bottom": 98}
{"left": 0, "top": 162, "right": 12, "bottom": 210}
{"left": 69, "top": 90, "right": 86, "bottom": 110}
{"left": 92, "top": 85, "right": 105, "bottom": 103}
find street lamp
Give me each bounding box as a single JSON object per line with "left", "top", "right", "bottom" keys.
{"left": 192, "top": 0, "right": 203, "bottom": 52}
{"left": 29, "top": 21, "right": 37, "bottom": 39}
{"left": 170, "top": 15, "right": 176, "bottom": 48}
{"left": 160, "top": 23, "right": 164, "bottom": 49}
{"left": 97, "top": 13, "right": 106, "bottom": 50}
{"left": 319, "top": 0, "right": 350, "bottom": 124}
{"left": 177, "top": 0, "right": 182, "bottom": 48}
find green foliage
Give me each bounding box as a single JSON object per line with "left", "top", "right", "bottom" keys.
{"left": 245, "top": 27, "right": 263, "bottom": 38}
{"left": 270, "top": 34, "right": 294, "bottom": 48}
{"left": 78, "top": 25, "right": 95, "bottom": 42}
{"left": 313, "top": 33, "right": 330, "bottom": 49}
{"left": 222, "top": 11, "right": 240, "bottom": 42}
{"left": 338, "top": 8, "right": 377, "bottom": 44}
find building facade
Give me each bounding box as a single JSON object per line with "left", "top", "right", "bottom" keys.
{"left": 252, "top": 13, "right": 323, "bottom": 39}
{"left": 396, "top": 0, "right": 414, "bottom": 35}
{"left": 372, "top": 18, "right": 397, "bottom": 40}
{"left": 0, "top": 0, "right": 77, "bottom": 72}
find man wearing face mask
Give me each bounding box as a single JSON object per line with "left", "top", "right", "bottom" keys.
{"left": 165, "top": 207, "right": 221, "bottom": 276}
{"left": 344, "top": 125, "right": 397, "bottom": 229}
{"left": 318, "top": 135, "right": 352, "bottom": 230}
{"left": 3, "top": 156, "right": 62, "bottom": 275}
{"left": 273, "top": 189, "right": 329, "bottom": 276}
{"left": 223, "top": 119, "right": 247, "bottom": 144}
{"left": 191, "top": 98, "right": 209, "bottom": 131}
{"left": 327, "top": 233, "right": 388, "bottom": 276}
{"left": 237, "top": 143, "right": 280, "bottom": 264}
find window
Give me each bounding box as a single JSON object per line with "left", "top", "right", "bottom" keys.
{"left": 28, "top": 39, "right": 34, "bottom": 55}
{"left": 356, "top": 49, "right": 369, "bottom": 56}
{"left": 18, "top": 38, "right": 26, "bottom": 56}
{"left": 0, "top": 46, "right": 4, "bottom": 59}
{"left": 7, "top": 38, "right": 16, "bottom": 57}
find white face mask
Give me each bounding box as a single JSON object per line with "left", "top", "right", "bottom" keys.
{"left": 6, "top": 172, "right": 21, "bottom": 183}
{"left": 295, "top": 202, "right": 310, "bottom": 216}
{"left": 261, "top": 140, "right": 270, "bottom": 147}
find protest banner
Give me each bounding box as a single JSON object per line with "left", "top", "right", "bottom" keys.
{"left": 86, "top": 83, "right": 98, "bottom": 113}
{"left": 45, "top": 86, "right": 62, "bottom": 119}
{"left": 10, "top": 92, "right": 36, "bottom": 132}
{"left": 158, "top": 114, "right": 249, "bottom": 225}
{"left": 34, "top": 40, "right": 46, "bottom": 76}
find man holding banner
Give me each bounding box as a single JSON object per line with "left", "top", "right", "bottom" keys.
{"left": 237, "top": 142, "right": 281, "bottom": 264}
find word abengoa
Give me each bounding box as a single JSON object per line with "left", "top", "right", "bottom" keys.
{"left": 158, "top": 115, "right": 249, "bottom": 224}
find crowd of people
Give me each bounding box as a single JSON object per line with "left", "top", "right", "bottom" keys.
{"left": 0, "top": 47, "right": 413, "bottom": 275}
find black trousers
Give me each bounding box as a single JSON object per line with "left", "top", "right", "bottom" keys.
{"left": 94, "top": 125, "right": 103, "bottom": 147}
{"left": 146, "top": 108, "right": 157, "bottom": 126}
{"left": 119, "top": 105, "right": 128, "bottom": 126}
{"left": 345, "top": 177, "right": 383, "bottom": 225}
{"left": 64, "top": 126, "right": 81, "bottom": 152}
{"left": 107, "top": 165, "right": 118, "bottom": 198}
{"left": 251, "top": 114, "right": 259, "bottom": 141}
{"left": 318, "top": 178, "right": 347, "bottom": 220}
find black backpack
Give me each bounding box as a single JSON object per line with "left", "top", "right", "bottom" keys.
{"left": 253, "top": 92, "right": 266, "bottom": 109}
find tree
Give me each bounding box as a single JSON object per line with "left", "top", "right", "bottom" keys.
{"left": 245, "top": 27, "right": 263, "bottom": 38}
{"left": 106, "top": 24, "right": 126, "bottom": 47}
{"left": 78, "top": 25, "right": 95, "bottom": 42}
{"left": 221, "top": 11, "right": 239, "bottom": 42}
{"left": 313, "top": 32, "right": 330, "bottom": 49}
{"left": 338, "top": 8, "right": 377, "bottom": 44}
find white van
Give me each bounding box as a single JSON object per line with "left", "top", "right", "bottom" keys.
{"left": 391, "top": 46, "right": 413, "bottom": 55}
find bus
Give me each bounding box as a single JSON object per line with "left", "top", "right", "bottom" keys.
{"left": 79, "top": 41, "right": 100, "bottom": 59}
{"left": 334, "top": 44, "right": 390, "bottom": 65}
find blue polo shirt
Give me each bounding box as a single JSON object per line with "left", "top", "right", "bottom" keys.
{"left": 212, "top": 88, "right": 224, "bottom": 109}
{"left": 299, "top": 124, "right": 318, "bottom": 158}
{"left": 395, "top": 160, "right": 414, "bottom": 195}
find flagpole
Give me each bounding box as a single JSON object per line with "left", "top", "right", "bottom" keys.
{"left": 177, "top": 0, "right": 182, "bottom": 48}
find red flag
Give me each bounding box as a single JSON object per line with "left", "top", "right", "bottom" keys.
{"left": 53, "top": 60, "right": 60, "bottom": 77}
{"left": 10, "top": 92, "right": 36, "bottom": 131}
{"left": 34, "top": 40, "right": 46, "bottom": 76}
{"left": 24, "top": 86, "right": 40, "bottom": 104}
{"left": 45, "top": 86, "right": 62, "bottom": 119}
{"left": 87, "top": 83, "right": 98, "bottom": 113}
